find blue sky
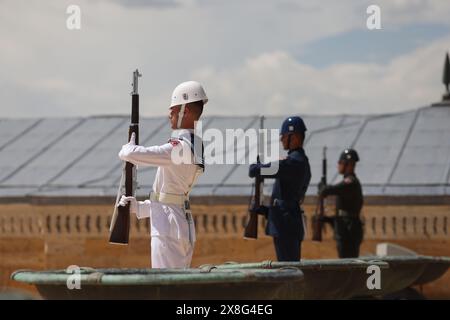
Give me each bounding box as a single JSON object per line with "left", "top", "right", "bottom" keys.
{"left": 298, "top": 23, "right": 450, "bottom": 67}
{"left": 0, "top": 0, "right": 449, "bottom": 118}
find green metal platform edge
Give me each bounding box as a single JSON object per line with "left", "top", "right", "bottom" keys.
{"left": 11, "top": 267, "right": 304, "bottom": 286}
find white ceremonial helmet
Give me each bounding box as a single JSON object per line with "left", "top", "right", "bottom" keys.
{"left": 170, "top": 81, "right": 208, "bottom": 129}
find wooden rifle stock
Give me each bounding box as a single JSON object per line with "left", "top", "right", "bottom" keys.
{"left": 244, "top": 162, "right": 262, "bottom": 239}
{"left": 109, "top": 69, "right": 141, "bottom": 245}
{"left": 312, "top": 196, "right": 324, "bottom": 242}
{"left": 312, "top": 146, "right": 327, "bottom": 242}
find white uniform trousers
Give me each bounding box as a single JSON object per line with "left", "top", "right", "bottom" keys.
{"left": 151, "top": 235, "right": 194, "bottom": 268}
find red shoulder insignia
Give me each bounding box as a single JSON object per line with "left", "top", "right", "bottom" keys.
{"left": 169, "top": 139, "right": 180, "bottom": 146}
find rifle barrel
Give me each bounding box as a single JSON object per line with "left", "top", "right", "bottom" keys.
{"left": 244, "top": 115, "right": 265, "bottom": 240}
{"left": 109, "top": 69, "right": 141, "bottom": 245}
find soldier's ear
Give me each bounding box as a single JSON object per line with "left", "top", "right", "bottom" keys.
{"left": 186, "top": 101, "right": 203, "bottom": 119}
{"left": 295, "top": 133, "right": 304, "bottom": 144}
{"left": 185, "top": 104, "right": 193, "bottom": 115}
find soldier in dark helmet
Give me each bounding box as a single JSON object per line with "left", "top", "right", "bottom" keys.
{"left": 319, "top": 149, "right": 364, "bottom": 258}
{"left": 249, "top": 116, "right": 311, "bottom": 261}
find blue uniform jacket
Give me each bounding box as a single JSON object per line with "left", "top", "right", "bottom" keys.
{"left": 249, "top": 148, "right": 311, "bottom": 239}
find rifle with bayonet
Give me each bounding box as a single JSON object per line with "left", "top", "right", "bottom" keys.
{"left": 244, "top": 116, "right": 265, "bottom": 240}
{"left": 312, "top": 146, "right": 327, "bottom": 242}
{"left": 109, "top": 69, "right": 142, "bottom": 245}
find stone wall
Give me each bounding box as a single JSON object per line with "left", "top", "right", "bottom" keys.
{"left": 1, "top": 202, "right": 449, "bottom": 298}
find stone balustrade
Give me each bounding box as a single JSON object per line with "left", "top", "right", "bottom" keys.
{"left": 1, "top": 205, "right": 448, "bottom": 240}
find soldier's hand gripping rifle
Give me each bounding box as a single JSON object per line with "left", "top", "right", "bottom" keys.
{"left": 244, "top": 116, "right": 265, "bottom": 240}
{"left": 312, "top": 146, "right": 327, "bottom": 242}
{"left": 109, "top": 69, "right": 141, "bottom": 245}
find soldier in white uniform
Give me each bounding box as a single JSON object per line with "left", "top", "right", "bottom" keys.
{"left": 117, "top": 81, "right": 207, "bottom": 268}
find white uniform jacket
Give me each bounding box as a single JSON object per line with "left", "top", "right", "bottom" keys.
{"left": 118, "top": 129, "right": 203, "bottom": 242}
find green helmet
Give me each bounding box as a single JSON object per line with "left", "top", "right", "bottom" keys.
{"left": 339, "top": 149, "right": 359, "bottom": 162}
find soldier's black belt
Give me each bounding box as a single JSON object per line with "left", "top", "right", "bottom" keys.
{"left": 272, "top": 198, "right": 302, "bottom": 210}
{"left": 337, "top": 209, "right": 358, "bottom": 218}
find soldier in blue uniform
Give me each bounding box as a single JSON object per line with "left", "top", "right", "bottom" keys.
{"left": 249, "top": 116, "right": 311, "bottom": 261}
{"left": 319, "top": 149, "right": 364, "bottom": 258}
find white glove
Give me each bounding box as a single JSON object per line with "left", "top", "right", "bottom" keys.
{"left": 117, "top": 195, "right": 138, "bottom": 215}
{"left": 118, "top": 132, "right": 138, "bottom": 161}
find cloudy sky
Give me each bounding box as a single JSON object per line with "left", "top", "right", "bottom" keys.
{"left": 1, "top": 0, "right": 450, "bottom": 118}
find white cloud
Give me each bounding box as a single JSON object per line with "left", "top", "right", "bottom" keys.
{"left": 193, "top": 35, "right": 450, "bottom": 116}
{"left": 0, "top": 0, "right": 449, "bottom": 118}
{"left": 374, "top": 0, "right": 450, "bottom": 27}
